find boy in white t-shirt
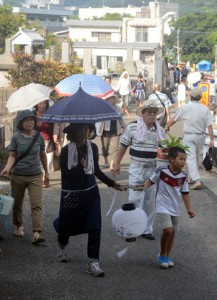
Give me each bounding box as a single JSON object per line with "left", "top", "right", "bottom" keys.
{"left": 144, "top": 147, "right": 196, "bottom": 269}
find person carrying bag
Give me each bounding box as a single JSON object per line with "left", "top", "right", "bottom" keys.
{"left": 1, "top": 110, "right": 48, "bottom": 245}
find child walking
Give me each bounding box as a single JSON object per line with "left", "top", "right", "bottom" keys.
{"left": 144, "top": 147, "right": 196, "bottom": 269}
{"left": 131, "top": 75, "right": 146, "bottom": 108}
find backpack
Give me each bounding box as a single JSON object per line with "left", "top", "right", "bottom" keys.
{"left": 181, "top": 68, "right": 188, "bottom": 77}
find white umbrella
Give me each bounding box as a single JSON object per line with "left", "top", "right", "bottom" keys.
{"left": 6, "top": 83, "right": 53, "bottom": 113}
{"left": 187, "top": 72, "right": 202, "bottom": 84}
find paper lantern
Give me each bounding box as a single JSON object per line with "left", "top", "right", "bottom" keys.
{"left": 112, "top": 203, "right": 148, "bottom": 242}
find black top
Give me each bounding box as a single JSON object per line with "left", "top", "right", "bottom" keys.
{"left": 60, "top": 142, "right": 115, "bottom": 190}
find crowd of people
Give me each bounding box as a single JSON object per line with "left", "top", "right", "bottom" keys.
{"left": 0, "top": 67, "right": 216, "bottom": 274}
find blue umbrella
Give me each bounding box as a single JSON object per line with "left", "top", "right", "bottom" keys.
{"left": 40, "top": 87, "right": 122, "bottom": 123}
{"left": 54, "top": 74, "right": 114, "bottom": 98}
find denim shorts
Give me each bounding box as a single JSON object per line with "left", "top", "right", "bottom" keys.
{"left": 156, "top": 213, "right": 179, "bottom": 231}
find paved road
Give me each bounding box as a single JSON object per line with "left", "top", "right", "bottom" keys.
{"left": 1, "top": 105, "right": 217, "bottom": 300}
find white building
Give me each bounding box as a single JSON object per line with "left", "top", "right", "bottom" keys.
{"left": 22, "top": 0, "right": 65, "bottom": 9}
{"left": 9, "top": 27, "right": 45, "bottom": 55}
{"left": 79, "top": 6, "right": 141, "bottom": 20}
{"left": 67, "top": 20, "right": 122, "bottom": 43}
{"left": 54, "top": 1, "right": 178, "bottom": 84}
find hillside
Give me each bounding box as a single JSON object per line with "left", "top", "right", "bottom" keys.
{"left": 3, "top": 0, "right": 217, "bottom": 16}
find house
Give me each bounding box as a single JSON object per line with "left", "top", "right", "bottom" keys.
{"left": 59, "top": 1, "right": 178, "bottom": 84}
{"left": 8, "top": 28, "right": 45, "bottom": 55}
{"left": 67, "top": 20, "right": 122, "bottom": 43}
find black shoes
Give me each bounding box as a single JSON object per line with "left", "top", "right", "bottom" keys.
{"left": 141, "top": 233, "right": 155, "bottom": 240}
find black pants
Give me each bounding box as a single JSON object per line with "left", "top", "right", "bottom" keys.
{"left": 58, "top": 229, "right": 101, "bottom": 260}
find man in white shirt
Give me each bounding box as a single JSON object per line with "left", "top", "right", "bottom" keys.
{"left": 165, "top": 88, "right": 214, "bottom": 190}
{"left": 148, "top": 83, "right": 171, "bottom": 128}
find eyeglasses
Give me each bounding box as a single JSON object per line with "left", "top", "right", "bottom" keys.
{"left": 145, "top": 109, "right": 158, "bottom": 115}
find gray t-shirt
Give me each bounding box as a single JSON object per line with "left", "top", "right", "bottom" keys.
{"left": 10, "top": 130, "right": 45, "bottom": 175}
{"left": 173, "top": 101, "right": 213, "bottom": 134}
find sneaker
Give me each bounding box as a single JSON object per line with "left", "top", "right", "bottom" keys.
{"left": 141, "top": 233, "right": 155, "bottom": 240}
{"left": 32, "top": 231, "right": 45, "bottom": 244}
{"left": 15, "top": 226, "right": 24, "bottom": 237}
{"left": 157, "top": 253, "right": 169, "bottom": 269}
{"left": 167, "top": 257, "right": 174, "bottom": 267}
{"left": 56, "top": 248, "right": 67, "bottom": 263}
{"left": 86, "top": 261, "right": 104, "bottom": 277}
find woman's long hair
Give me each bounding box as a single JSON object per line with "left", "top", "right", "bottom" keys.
{"left": 34, "top": 100, "right": 49, "bottom": 112}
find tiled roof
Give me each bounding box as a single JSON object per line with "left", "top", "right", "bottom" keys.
{"left": 67, "top": 20, "right": 122, "bottom": 28}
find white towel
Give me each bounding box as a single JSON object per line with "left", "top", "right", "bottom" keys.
{"left": 68, "top": 140, "right": 94, "bottom": 174}
{"left": 136, "top": 118, "right": 165, "bottom": 143}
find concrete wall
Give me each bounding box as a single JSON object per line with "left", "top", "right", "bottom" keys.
{"left": 0, "top": 88, "right": 17, "bottom": 148}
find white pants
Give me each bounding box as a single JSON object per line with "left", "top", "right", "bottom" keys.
{"left": 129, "top": 162, "right": 157, "bottom": 234}
{"left": 45, "top": 141, "right": 54, "bottom": 174}
{"left": 183, "top": 133, "right": 205, "bottom": 182}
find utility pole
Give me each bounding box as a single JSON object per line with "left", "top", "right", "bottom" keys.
{"left": 177, "top": 27, "right": 180, "bottom": 64}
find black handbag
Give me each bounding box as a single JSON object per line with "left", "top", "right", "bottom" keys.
{"left": 202, "top": 148, "right": 213, "bottom": 171}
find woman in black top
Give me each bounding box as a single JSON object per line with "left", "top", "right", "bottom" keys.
{"left": 53, "top": 123, "right": 123, "bottom": 277}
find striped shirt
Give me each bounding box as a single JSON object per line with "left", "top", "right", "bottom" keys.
{"left": 120, "top": 121, "right": 158, "bottom": 163}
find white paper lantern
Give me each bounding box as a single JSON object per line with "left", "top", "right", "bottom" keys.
{"left": 112, "top": 203, "right": 148, "bottom": 242}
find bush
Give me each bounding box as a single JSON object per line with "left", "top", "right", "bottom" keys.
{"left": 7, "top": 53, "right": 83, "bottom": 100}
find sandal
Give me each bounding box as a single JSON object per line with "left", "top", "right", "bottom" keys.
{"left": 32, "top": 232, "right": 45, "bottom": 244}
{"left": 190, "top": 183, "right": 202, "bottom": 190}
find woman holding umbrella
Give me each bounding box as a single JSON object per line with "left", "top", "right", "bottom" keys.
{"left": 54, "top": 123, "right": 124, "bottom": 277}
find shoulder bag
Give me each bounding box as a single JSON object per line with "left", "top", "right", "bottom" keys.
{"left": 14, "top": 131, "right": 40, "bottom": 166}
{"left": 154, "top": 93, "right": 167, "bottom": 128}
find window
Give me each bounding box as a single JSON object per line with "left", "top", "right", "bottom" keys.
{"left": 135, "top": 27, "right": 148, "bottom": 42}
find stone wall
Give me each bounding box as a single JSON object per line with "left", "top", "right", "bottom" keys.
{"left": 0, "top": 88, "right": 17, "bottom": 148}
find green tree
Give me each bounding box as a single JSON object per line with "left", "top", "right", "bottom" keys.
{"left": 0, "top": 4, "right": 27, "bottom": 53}
{"left": 95, "top": 13, "right": 133, "bottom": 21}
{"left": 164, "top": 11, "right": 217, "bottom": 64}
{"left": 7, "top": 53, "right": 83, "bottom": 100}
